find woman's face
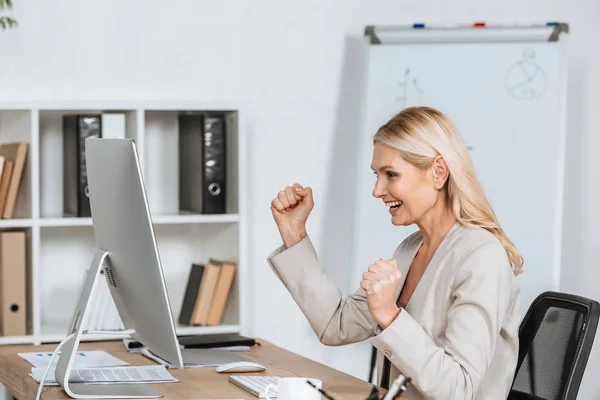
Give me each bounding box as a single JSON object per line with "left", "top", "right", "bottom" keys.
{"left": 371, "top": 143, "right": 438, "bottom": 226}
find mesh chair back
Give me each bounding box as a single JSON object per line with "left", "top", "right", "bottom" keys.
{"left": 510, "top": 291, "right": 600, "bottom": 400}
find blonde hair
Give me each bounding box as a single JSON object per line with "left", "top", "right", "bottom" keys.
{"left": 374, "top": 106, "right": 523, "bottom": 275}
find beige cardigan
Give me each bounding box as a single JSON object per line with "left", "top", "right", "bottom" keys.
{"left": 267, "top": 221, "right": 521, "bottom": 400}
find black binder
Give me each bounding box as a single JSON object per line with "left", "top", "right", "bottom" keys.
{"left": 201, "top": 114, "right": 227, "bottom": 214}
{"left": 63, "top": 114, "right": 102, "bottom": 217}
{"left": 124, "top": 333, "right": 255, "bottom": 350}
{"left": 178, "top": 113, "right": 227, "bottom": 214}
{"left": 177, "top": 333, "right": 256, "bottom": 349}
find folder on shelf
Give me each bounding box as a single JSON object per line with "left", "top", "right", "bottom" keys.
{"left": 178, "top": 114, "right": 204, "bottom": 214}
{"left": 0, "top": 142, "right": 29, "bottom": 219}
{"left": 178, "top": 113, "right": 227, "bottom": 215}
{"left": 201, "top": 114, "right": 227, "bottom": 214}
{"left": 0, "top": 230, "right": 27, "bottom": 336}
{"left": 63, "top": 114, "right": 102, "bottom": 217}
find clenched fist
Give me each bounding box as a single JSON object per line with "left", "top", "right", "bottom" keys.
{"left": 360, "top": 258, "right": 402, "bottom": 329}
{"left": 270, "top": 183, "right": 314, "bottom": 249}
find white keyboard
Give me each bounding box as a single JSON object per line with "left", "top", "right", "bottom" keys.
{"left": 228, "top": 375, "right": 281, "bottom": 398}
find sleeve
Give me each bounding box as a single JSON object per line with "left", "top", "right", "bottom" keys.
{"left": 267, "top": 235, "right": 377, "bottom": 346}
{"left": 368, "top": 241, "right": 513, "bottom": 399}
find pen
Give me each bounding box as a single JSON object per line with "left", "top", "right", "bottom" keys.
{"left": 382, "top": 374, "right": 410, "bottom": 400}
{"left": 306, "top": 380, "right": 336, "bottom": 400}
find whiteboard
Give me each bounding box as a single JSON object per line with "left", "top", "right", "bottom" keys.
{"left": 350, "top": 25, "right": 569, "bottom": 313}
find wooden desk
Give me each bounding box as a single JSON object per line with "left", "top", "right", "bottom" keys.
{"left": 0, "top": 338, "right": 392, "bottom": 400}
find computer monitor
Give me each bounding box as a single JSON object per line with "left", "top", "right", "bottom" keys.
{"left": 54, "top": 138, "right": 184, "bottom": 399}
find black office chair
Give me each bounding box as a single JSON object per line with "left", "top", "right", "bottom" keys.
{"left": 367, "top": 291, "right": 600, "bottom": 399}
{"left": 509, "top": 291, "right": 600, "bottom": 400}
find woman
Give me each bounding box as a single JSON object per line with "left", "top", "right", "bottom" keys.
{"left": 267, "top": 106, "right": 522, "bottom": 400}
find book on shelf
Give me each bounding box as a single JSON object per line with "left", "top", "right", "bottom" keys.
{"left": 178, "top": 258, "right": 237, "bottom": 327}
{"left": 178, "top": 263, "right": 205, "bottom": 326}
{"left": 63, "top": 113, "right": 126, "bottom": 218}
{"left": 0, "top": 230, "right": 27, "bottom": 336}
{"left": 0, "top": 142, "right": 29, "bottom": 219}
{"left": 0, "top": 159, "right": 13, "bottom": 217}
{"left": 178, "top": 112, "right": 227, "bottom": 215}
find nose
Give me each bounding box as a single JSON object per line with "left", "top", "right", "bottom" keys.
{"left": 372, "top": 178, "right": 386, "bottom": 198}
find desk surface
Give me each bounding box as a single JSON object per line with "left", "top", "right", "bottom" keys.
{"left": 0, "top": 338, "right": 393, "bottom": 400}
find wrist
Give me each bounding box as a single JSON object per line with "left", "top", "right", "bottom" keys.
{"left": 376, "top": 306, "right": 401, "bottom": 330}
{"left": 282, "top": 228, "right": 307, "bottom": 249}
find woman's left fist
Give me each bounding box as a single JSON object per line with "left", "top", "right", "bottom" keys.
{"left": 360, "top": 258, "right": 402, "bottom": 329}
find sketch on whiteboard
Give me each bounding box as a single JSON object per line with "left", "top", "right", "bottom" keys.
{"left": 396, "top": 68, "right": 424, "bottom": 108}
{"left": 505, "top": 48, "right": 547, "bottom": 100}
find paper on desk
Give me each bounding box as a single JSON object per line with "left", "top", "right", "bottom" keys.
{"left": 30, "top": 365, "right": 178, "bottom": 385}
{"left": 214, "top": 346, "right": 251, "bottom": 351}
{"left": 19, "top": 350, "right": 128, "bottom": 369}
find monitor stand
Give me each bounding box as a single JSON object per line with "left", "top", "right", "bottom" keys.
{"left": 54, "top": 249, "right": 163, "bottom": 399}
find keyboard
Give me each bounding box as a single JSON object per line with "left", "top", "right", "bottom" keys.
{"left": 228, "top": 375, "right": 281, "bottom": 398}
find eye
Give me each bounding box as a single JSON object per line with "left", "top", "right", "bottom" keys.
{"left": 386, "top": 171, "right": 398, "bottom": 179}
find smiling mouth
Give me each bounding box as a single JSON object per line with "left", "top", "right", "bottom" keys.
{"left": 385, "top": 200, "right": 403, "bottom": 210}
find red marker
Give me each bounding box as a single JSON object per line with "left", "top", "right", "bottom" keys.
{"left": 473, "top": 22, "right": 486, "bottom": 28}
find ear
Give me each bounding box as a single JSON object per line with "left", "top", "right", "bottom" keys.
{"left": 431, "top": 155, "right": 449, "bottom": 190}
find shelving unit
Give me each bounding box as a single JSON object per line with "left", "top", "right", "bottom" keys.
{"left": 0, "top": 102, "right": 247, "bottom": 345}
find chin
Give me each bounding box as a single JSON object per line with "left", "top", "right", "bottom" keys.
{"left": 391, "top": 217, "right": 410, "bottom": 227}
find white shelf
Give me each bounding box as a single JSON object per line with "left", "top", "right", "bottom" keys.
{"left": 0, "top": 219, "right": 35, "bottom": 228}
{"left": 0, "top": 102, "right": 248, "bottom": 346}
{"left": 152, "top": 214, "right": 240, "bottom": 225}
{"left": 37, "top": 214, "right": 240, "bottom": 227}
{"left": 0, "top": 101, "right": 244, "bottom": 112}
{"left": 39, "top": 217, "right": 93, "bottom": 227}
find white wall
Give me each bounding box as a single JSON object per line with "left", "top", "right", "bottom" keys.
{"left": 1, "top": 0, "right": 599, "bottom": 397}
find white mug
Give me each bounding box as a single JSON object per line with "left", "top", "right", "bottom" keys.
{"left": 264, "top": 377, "right": 323, "bottom": 400}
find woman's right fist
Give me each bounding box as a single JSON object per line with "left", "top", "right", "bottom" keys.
{"left": 270, "top": 183, "right": 314, "bottom": 248}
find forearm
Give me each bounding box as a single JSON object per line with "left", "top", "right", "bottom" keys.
{"left": 280, "top": 227, "right": 307, "bottom": 249}
{"left": 267, "top": 236, "right": 376, "bottom": 345}
{"left": 373, "top": 305, "right": 401, "bottom": 330}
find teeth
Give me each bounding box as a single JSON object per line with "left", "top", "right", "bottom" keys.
{"left": 385, "top": 200, "right": 403, "bottom": 208}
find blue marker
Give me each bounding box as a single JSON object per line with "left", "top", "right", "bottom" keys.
{"left": 412, "top": 23, "right": 425, "bottom": 29}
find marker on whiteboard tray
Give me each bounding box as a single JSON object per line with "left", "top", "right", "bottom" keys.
{"left": 405, "top": 21, "right": 564, "bottom": 29}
